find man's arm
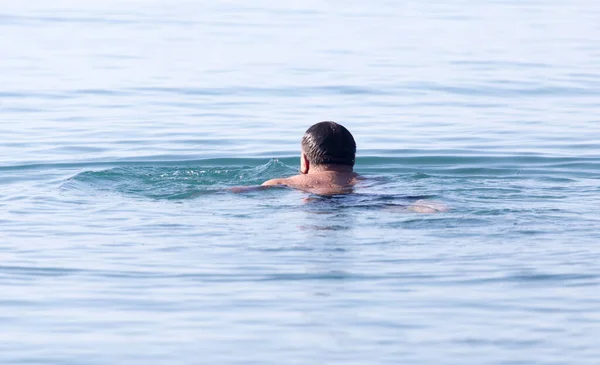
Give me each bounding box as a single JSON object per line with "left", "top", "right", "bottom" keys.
{"left": 261, "top": 178, "right": 287, "bottom": 187}
{"left": 230, "top": 179, "right": 288, "bottom": 193}
{"left": 230, "top": 185, "right": 267, "bottom": 193}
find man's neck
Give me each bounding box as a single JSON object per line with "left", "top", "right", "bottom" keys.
{"left": 307, "top": 164, "right": 354, "bottom": 174}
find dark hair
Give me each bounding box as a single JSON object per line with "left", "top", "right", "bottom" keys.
{"left": 301, "top": 121, "right": 356, "bottom": 167}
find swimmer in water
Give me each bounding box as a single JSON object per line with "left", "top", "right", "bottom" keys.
{"left": 233, "top": 120, "right": 447, "bottom": 212}
{"left": 261, "top": 121, "right": 360, "bottom": 195}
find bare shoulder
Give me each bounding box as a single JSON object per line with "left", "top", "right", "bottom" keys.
{"left": 261, "top": 178, "right": 290, "bottom": 186}
{"left": 261, "top": 175, "right": 310, "bottom": 187}
{"left": 263, "top": 175, "right": 312, "bottom": 189}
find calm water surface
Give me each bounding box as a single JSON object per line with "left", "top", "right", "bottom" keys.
{"left": 1, "top": 0, "right": 600, "bottom": 364}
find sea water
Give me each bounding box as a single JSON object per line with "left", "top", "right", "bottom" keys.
{"left": 1, "top": 0, "right": 600, "bottom": 364}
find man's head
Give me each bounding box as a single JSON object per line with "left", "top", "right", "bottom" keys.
{"left": 300, "top": 121, "right": 356, "bottom": 174}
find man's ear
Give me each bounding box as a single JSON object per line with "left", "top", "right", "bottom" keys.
{"left": 300, "top": 153, "right": 309, "bottom": 174}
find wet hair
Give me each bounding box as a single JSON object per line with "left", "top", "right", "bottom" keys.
{"left": 301, "top": 121, "right": 356, "bottom": 167}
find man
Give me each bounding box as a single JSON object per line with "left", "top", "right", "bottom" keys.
{"left": 261, "top": 121, "right": 360, "bottom": 195}
{"left": 234, "top": 121, "right": 447, "bottom": 212}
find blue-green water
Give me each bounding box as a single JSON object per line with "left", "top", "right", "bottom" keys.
{"left": 1, "top": 1, "right": 600, "bottom": 364}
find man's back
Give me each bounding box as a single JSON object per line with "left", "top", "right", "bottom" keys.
{"left": 262, "top": 170, "right": 360, "bottom": 195}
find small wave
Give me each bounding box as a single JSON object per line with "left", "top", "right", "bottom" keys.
{"left": 62, "top": 159, "right": 296, "bottom": 200}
